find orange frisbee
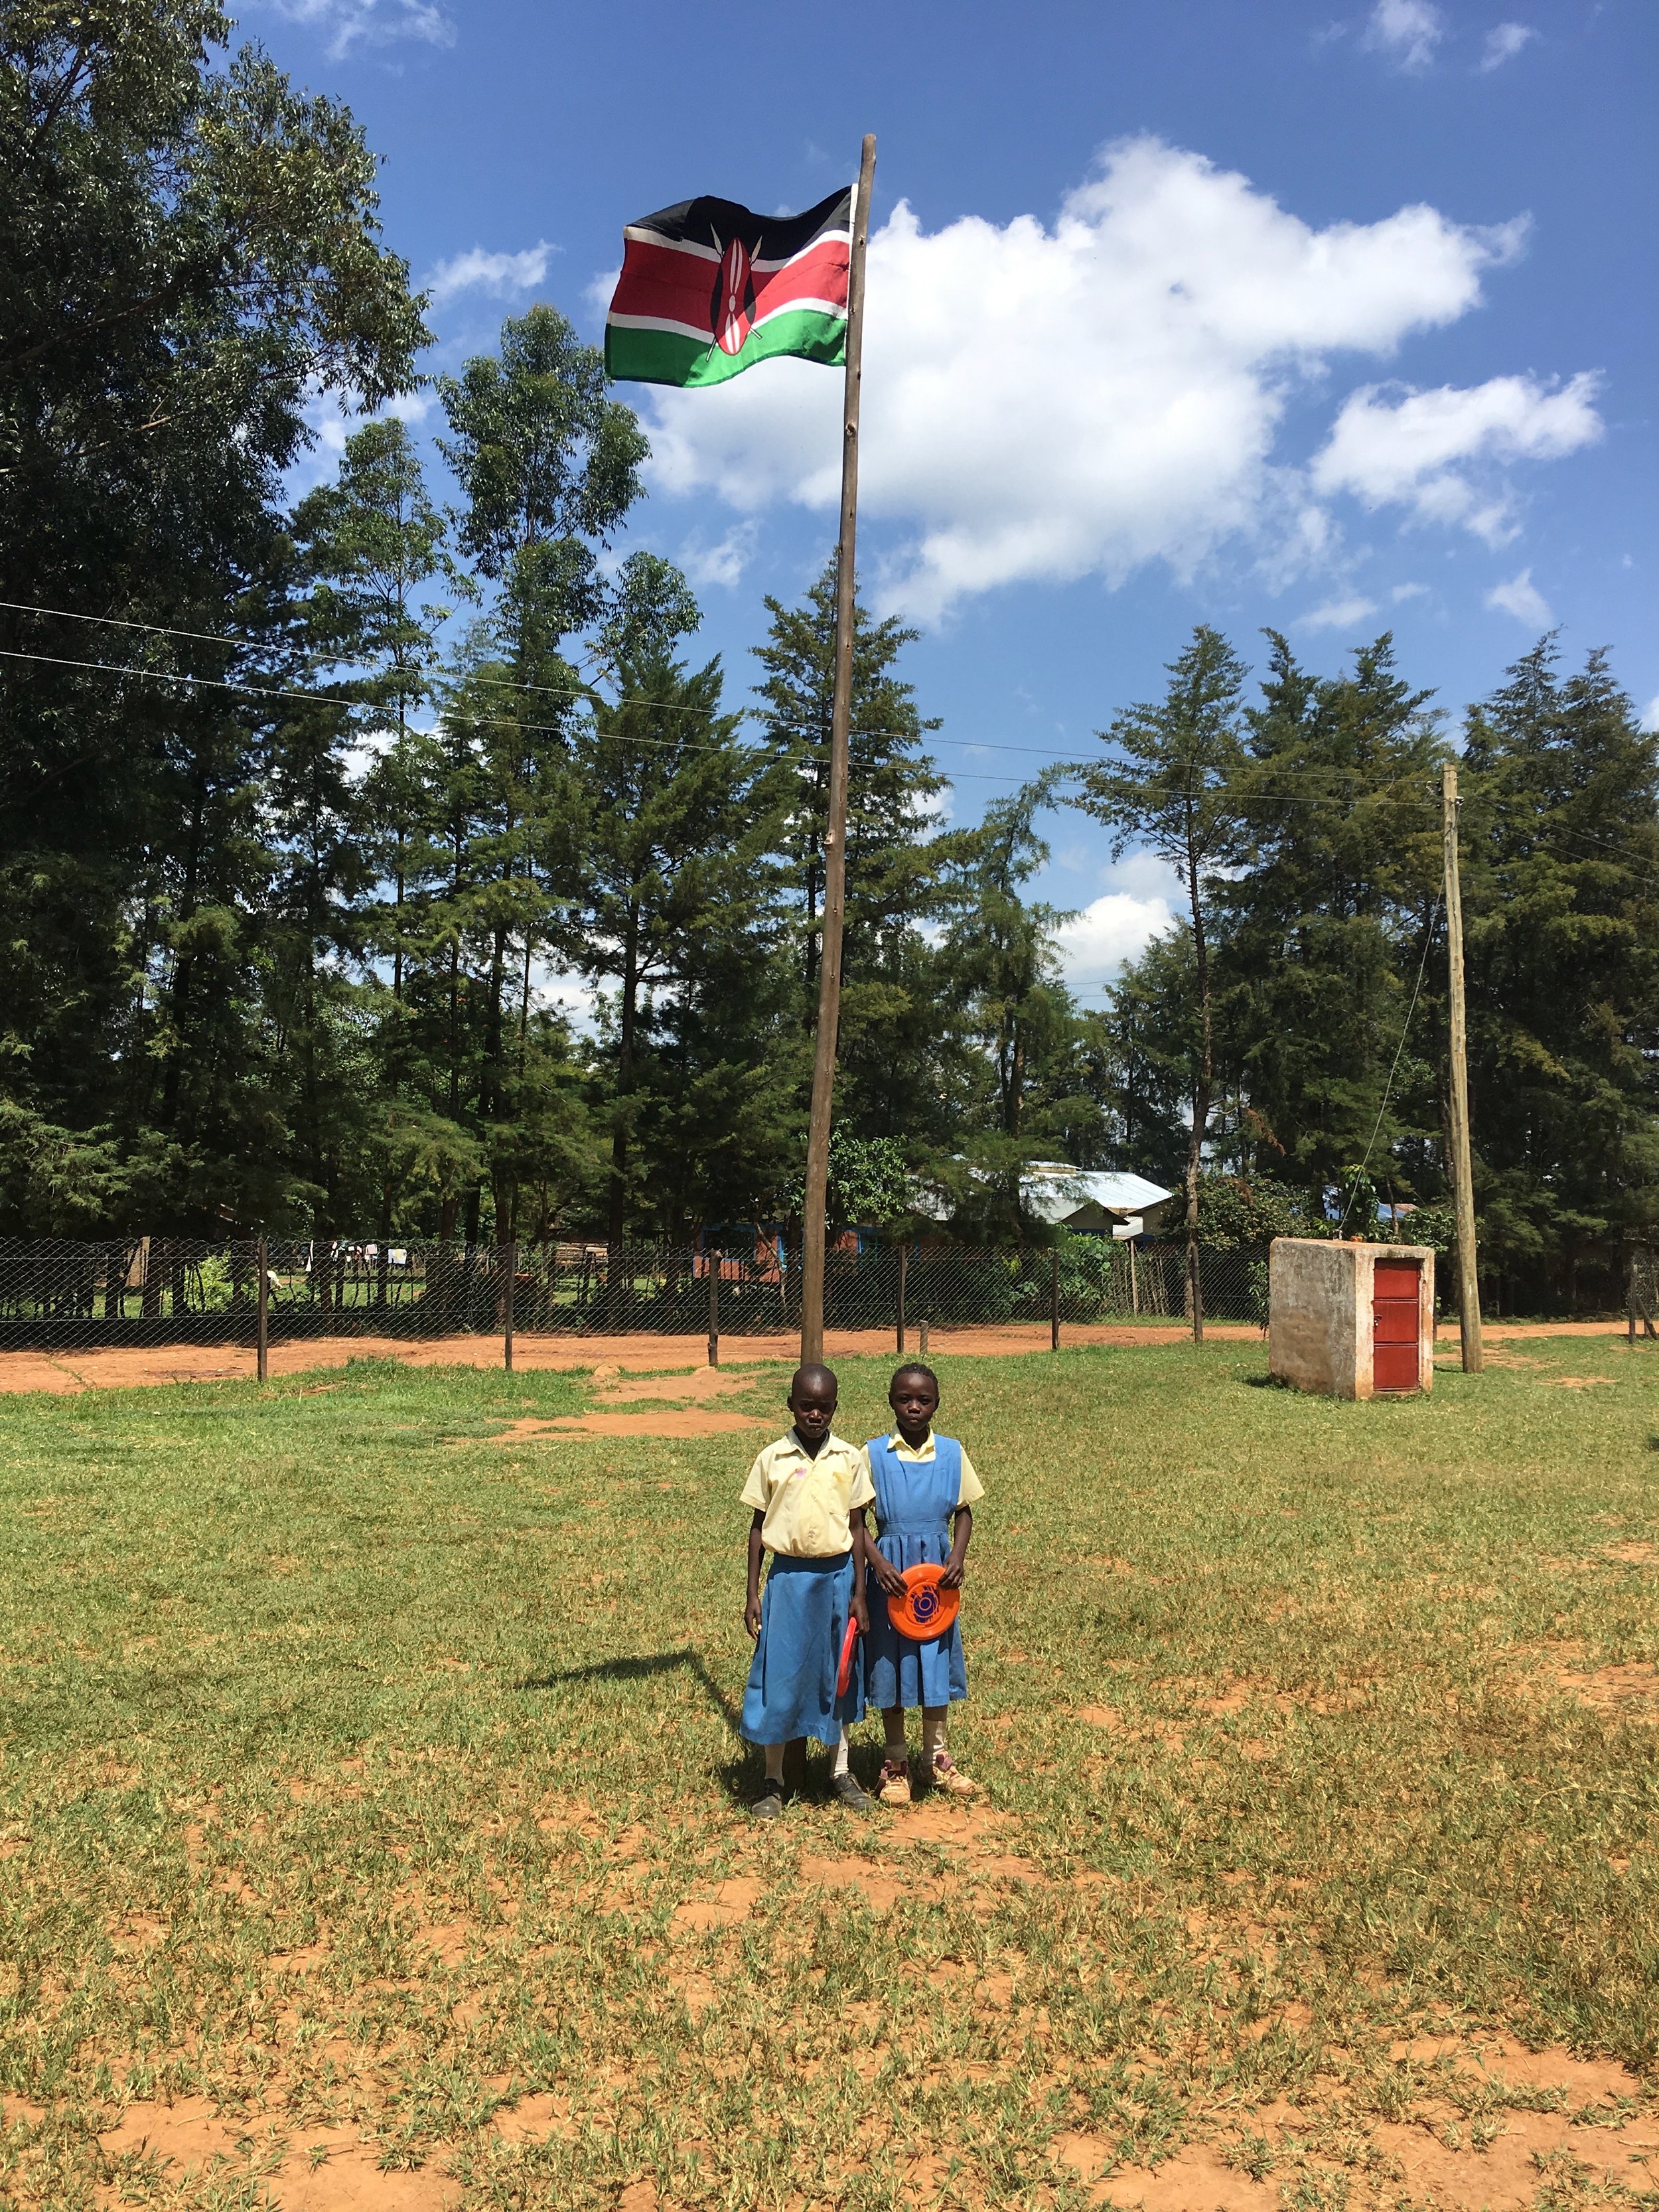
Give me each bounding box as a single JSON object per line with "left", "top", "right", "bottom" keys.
{"left": 836, "top": 1615, "right": 861, "bottom": 1696}
{"left": 888, "top": 1562, "right": 960, "bottom": 1642}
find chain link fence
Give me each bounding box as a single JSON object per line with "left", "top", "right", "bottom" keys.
{"left": 0, "top": 1233, "right": 1273, "bottom": 1355}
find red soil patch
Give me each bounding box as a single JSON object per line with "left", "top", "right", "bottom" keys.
{"left": 1053, "top": 2036, "right": 1652, "bottom": 2211}
{"left": 0, "top": 1321, "right": 1260, "bottom": 1394}
{"left": 670, "top": 1876, "right": 761, "bottom": 1935}
{"left": 487, "top": 1409, "right": 769, "bottom": 1441}
{"left": 1555, "top": 1659, "right": 1659, "bottom": 1714}
{"left": 490, "top": 2091, "right": 573, "bottom": 2144}
{"left": 1056, "top": 2137, "right": 1277, "bottom": 2211}
{"left": 7, "top": 1315, "right": 1636, "bottom": 1394}
{"left": 798, "top": 1853, "right": 904, "bottom": 1915}
{"left": 97, "top": 2103, "right": 460, "bottom": 2208}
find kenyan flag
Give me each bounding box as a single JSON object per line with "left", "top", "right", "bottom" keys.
{"left": 605, "top": 184, "right": 853, "bottom": 388}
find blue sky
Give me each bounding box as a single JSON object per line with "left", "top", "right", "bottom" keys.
{"left": 251, "top": 0, "right": 1656, "bottom": 1005}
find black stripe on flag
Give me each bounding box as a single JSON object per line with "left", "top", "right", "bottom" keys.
{"left": 622, "top": 184, "right": 852, "bottom": 263}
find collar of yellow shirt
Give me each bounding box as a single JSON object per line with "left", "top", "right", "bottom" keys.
{"left": 883, "top": 1429, "right": 939, "bottom": 1459}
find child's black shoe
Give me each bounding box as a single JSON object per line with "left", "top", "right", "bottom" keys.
{"left": 831, "top": 1772, "right": 871, "bottom": 1811}
{"left": 752, "top": 1780, "right": 785, "bottom": 1821}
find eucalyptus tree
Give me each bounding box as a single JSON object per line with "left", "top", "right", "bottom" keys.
{"left": 1215, "top": 630, "right": 1444, "bottom": 1201}
{"left": 426, "top": 309, "right": 650, "bottom": 1235}
{"left": 1066, "top": 627, "right": 1248, "bottom": 1335}
{"left": 0, "top": 0, "right": 427, "bottom": 1231}
{"left": 573, "top": 563, "right": 791, "bottom": 1246}
{"left": 1459, "top": 640, "right": 1659, "bottom": 1307}
{"left": 752, "top": 559, "right": 956, "bottom": 1147}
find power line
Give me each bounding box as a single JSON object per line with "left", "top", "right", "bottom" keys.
{"left": 1336, "top": 899, "right": 1443, "bottom": 1234}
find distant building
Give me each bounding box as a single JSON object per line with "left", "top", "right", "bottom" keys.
{"left": 912, "top": 1160, "right": 1177, "bottom": 1241}
{"left": 1017, "top": 1163, "right": 1177, "bottom": 1240}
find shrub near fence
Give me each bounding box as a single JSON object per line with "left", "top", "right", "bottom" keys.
{"left": 0, "top": 1235, "right": 1273, "bottom": 1352}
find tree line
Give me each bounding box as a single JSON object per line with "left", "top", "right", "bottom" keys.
{"left": 3, "top": 4, "right": 1655, "bottom": 1311}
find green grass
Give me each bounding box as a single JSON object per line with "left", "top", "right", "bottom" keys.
{"left": 2, "top": 1337, "right": 1658, "bottom": 2208}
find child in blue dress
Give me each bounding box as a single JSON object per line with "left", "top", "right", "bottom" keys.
{"left": 739, "top": 1363, "right": 873, "bottom": 1819}
{"left": 860, "top": 1363, "right": 983, "bottom": 1805}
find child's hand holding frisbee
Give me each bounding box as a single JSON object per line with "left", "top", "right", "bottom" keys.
{"left": 888, "top": 1562, "right": 961, "bottom": 1642}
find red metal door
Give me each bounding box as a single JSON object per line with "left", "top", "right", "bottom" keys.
{"left": 1372, "top": 1259, "right": 1421, "bottom": 1392}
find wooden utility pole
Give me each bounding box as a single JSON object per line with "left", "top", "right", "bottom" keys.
{"left": 1442, "top": 761, "right": 1483, "bottom": 1373}
{"left": 800, "top": 133, "right": 876, "bottom": 1367}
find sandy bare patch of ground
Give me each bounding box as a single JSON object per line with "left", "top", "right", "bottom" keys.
{"left": 6, "top": 1312, "right": 1645, "bottom": 1395}
{"left": 96, "top": 2101, "right": 462, "bottom": 2207}
{"left": 1053, "top": 2039, "right": 1651, "bottom": 2210}
{"left": 488, "top": 1408, "right": 770, "bottom": 1441}
{"left": 0, "top": 1321, "right": 1271, "bottom": 1394}
{"left": 480, "top": 1362, "right": 774, "bottom": 1441}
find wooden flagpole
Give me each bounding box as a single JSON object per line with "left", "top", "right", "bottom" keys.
{"left": 800, "top": 133, "right": 875, "bottom": 1367}
{"left": 1442, "top": 761, "right": 1483, "bottom": 1372}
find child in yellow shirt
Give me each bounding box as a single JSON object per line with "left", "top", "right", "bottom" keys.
{"left": 740, "top": 1363, "right": 874, "bottom": 1820}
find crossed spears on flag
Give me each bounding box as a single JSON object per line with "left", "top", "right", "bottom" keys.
{"left": 605, "top": 137, "right": 878, "bottom": 1369}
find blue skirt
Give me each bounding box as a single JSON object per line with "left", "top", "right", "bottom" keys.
{"left": 740, "top": 1552, "right": 865, "bottom": 1747}
{"left": 864, "top": 1520, "right": 968, "bottom": 1711}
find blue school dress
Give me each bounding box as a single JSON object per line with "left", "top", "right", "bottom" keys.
{"left": 741, "top": 1554, "right": 865, "bottom": 1746}
{"left": 863, "top": 1435, "right": 969, "bottom": 1711}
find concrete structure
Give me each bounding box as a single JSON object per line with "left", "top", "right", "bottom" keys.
{"left": 1269, "top": 1238, "right": 1435, "bottom": 1399}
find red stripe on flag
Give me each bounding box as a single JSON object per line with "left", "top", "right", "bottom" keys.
{"left": 609, "top": 235, "right": 849, "bottom": 337}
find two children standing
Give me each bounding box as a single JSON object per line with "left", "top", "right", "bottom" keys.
{"left": 739, "top": 1359, "right": 981, "bottom": 1818}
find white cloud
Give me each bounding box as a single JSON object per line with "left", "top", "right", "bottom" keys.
{"left": 679, "top": 523, "right": 758, "bottom": 591}
{"left": 1641, "top": 695, "right": 1659, "bottom": 735}
{"left": 1311, "top": 372, "right": 1601, "bottom": 544}
{"left": 1056, "top": 892, "right": 1176, "bottom": 984}
{"left": 1364, "top": 0, "right": 1445, "bottom": 69}
{"left": 1392, "top": 580, "right": 1427, "bottom": 601}
{"left": 640, "top": 137, "right": 1537, "bottom": 623}
{"left": 1484, "top": 567, "right": 1553, "bottom": 626}
{"left": 258, "top": 0, "right": 453, "bottom": 60}
{"left": 425, "top": 242, "right": 554, "bottom": 307}
{"left": 1297, "top": 594, "right": 1380, "bottom": 630}
{"left": 1480, "top": 22, "right": 1536, "bottom": 69}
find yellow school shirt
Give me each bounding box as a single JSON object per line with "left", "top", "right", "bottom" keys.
{"left": 741, "top": 1429, "right": 875, "bottom": 1558}
{"left": 858, "top": 1431, "right": 985, "bottom": 1509}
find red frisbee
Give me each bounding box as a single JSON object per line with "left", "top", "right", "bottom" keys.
{"left": 836, "top": 1614, "right": 861, "bottom": 1696}
{"left": 888, "top": 1562, "right": 960, "bottom": 1642}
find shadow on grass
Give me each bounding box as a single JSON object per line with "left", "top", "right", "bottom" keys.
{"left": 518, "top": 1650, "right": 885, "bottom": 1810}
{"left": 518, "top": 1647, "right": 741, "bottom": 1732}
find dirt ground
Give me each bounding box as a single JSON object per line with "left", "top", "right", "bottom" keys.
{"left": 0, "top": 1315, "right": 1636, "bottom": 1395}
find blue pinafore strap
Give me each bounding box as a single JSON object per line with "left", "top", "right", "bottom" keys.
{"left": 867, "top": 1433, "right": 962, "bottom": 1542}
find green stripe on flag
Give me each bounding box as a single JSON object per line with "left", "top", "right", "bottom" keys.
{"left": 605, "top": 307, "right": 846, "bottom": 388}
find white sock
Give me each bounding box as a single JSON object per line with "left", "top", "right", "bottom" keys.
{"left": 922, "top": 1706, "right": 948, "bottom": 1767}
{"left": 831, "top": 1727, "right": 850, "bottom": 1779}
{"left": 763, "top": 1743, "right": 785, "bottom": 1785}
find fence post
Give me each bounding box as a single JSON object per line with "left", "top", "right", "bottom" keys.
{"left": 896, "top": 1241, "right": 907, "bottom": 1357}
{"left": 256, "top": 1236, "right": 269, "bottom": 1382}
{"left": 1050, "top": 1246, "right": 1060, "bottom": 1351}
{"left": 707, "top": 1253, "right": 719, "bottom": 1370}
{"left": 503, "top": 1240, "right": 516, "bottom": 1372}
{"left": 1129, "top": 1238, "right": 1139, "bottom": 1317}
